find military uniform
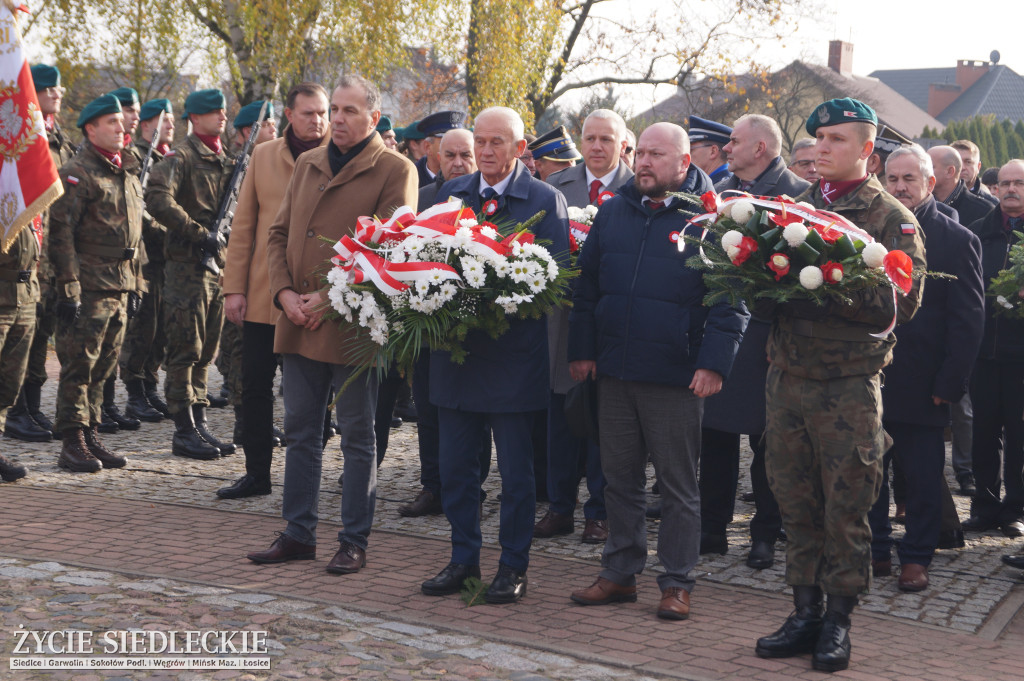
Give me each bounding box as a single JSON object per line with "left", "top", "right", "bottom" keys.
{"left": 215, "top": 320, "right": 242, "bottom": 405}
{"left": 0, "top": 223, "right": 41, "bottom": 434}
{"left": 765, "top": 174, "right": 925, "bottom": 595}
{"left": 119, "top": 135, "right": 169, "bottom": 406}
{"left": 49, "top": 136, "right": 145, "bottom": 470}
{"left": 146, "top": 130, "right": 234, "bottom": 457}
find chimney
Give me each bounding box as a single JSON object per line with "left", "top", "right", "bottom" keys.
{"left": 828, "top": 40, "right": 854, "bottom": 76}
{"left": 928, "top": 83, "right": 961, "bottom": 117}
{"left": 955, "top": 59, "right": 990, "bottom": 92}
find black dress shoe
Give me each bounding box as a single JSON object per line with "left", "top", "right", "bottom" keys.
{"left": 1001, "top": 554, "right": 1024, "bottom": 569}
{"left": 937, "top": 529, "right": 965, "bottom": 550}
{"left": 390, "top": 416, "right": 402, "bottom": 429}
{"left": 961, "top": 515, "right": 999, "bottom": 532}
{"left": 398, "top": 488, "right": 443, "bottom": 517}
{"left": 958, "top": 476, "right": 977, "bottom": 497}
{"left": 217, "top": 474, "right": 272, "bottom": 499}
{"left": 700, "top": 532, "right": 728, "bottom": 555}
{"left": 247, "top": 533, "right": 315, "bottom": 563}
{"left": 484, "top": 564, "right": 527, "bottom": 604}
{"left": 1002, "top": 520, "right": 1024, "bottom": 538}
{"left": 746, "top": 540, "right": 775, "bottom": 569}
{"left": 740, "top": 492, "right": 755, "bottom": 503}
{"left": 207, "top": 392, "right": 229, "bottom": 409}
{"left": 645, "top": 501, "right": 662, "bottom": 519}
{"left": 422, "top": 562, "right": 481, "bottom": 596}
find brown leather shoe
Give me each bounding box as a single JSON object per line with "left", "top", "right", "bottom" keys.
{"left": 570, "top": 576, "right": 637, "bottom": 605}
{"left": 247, "top": 533, "right": 316, "bottom": 564}
{"left": 581, "top": 519, "right": 608, "bottom": 544}
{"left": 83, "top": 426, "right": 126, "bottom": 469}
{"left": 657, "top": 587, "right": 691, "bottom": 620}
{"left": 897, "top": 563, "right": 929, "bottom": 592}
{"left": 398, "top": 488, "right": 442, "bottom": 517}
{"left": 871, "top": 559, "right": 892, "bottom": 577}
{"left": 326, "top": 541, "right": 366, "bottom": 574}
{"left": 534, "top": 510, "right": 574, "bottom": 538}
{"left": 58, "top": 428, "right": 101, "bottom": 473}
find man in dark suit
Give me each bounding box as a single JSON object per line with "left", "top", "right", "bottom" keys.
{"left": 417, "top": 128, "right": 475, "bottom": 212}
{"left": 420, "top": 107, "right": 570, "bottom": 604}
{"left": 963, "top": 160, "right": 1024, "bottom": 539}
{"left": 700, "top": 113, "right": 809, "bottom": 568}
{"left": 535, "top": 109, "right": 634, "bottom": 544}
{"left": 715, "top": 114, "right": 809, "bottom": 198}
{"left": 414, "top": 111, "right": 468, "bottom": 188}
{"left": 869, "top": 145, "right": 984, "bottom": 592}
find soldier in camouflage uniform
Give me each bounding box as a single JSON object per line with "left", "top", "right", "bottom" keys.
{"left": 95, "top": 87, "right": 145, "bottom": 433}
{"left": 119, "top": 98, "right": 175, "bottom": 424}
{"left": 48, "top": 94, "right": 146, "bottom": 473}
{"left": 755, "top": 99, "right": 926, "bottom": 673}
{"left": 6, "top": 65, "right": 75, "bottom": 443}
{"left": 0, "top": 221, "right": 41, "bottom": 481}
{"left": 146, "top": 88, "right": 235, "bottom": 460}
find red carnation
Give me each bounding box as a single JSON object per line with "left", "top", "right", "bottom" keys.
{"left": 731, "top": 236, "right": 759, "bottom": 265}
{"left": 767, "top": 253, "right": 791, "bottom": 281}
{"left": 821, "top": 261, "right": 844, "bottom": 284}
{"left": 569, "top": 232, "right": 579, "bottom": 253}
{"left": 883, "top": 250, "right": 914, "bottom": 294}
{"left": 701, "top": 191, "right": 719, "bottom": 213}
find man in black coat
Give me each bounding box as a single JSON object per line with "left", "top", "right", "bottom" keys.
{"left": 700, "top": 113, "right": 809, "bottom": 568}
{"left": 930, "top": 145, "right": 996, "bottom": 232}
{"left": 963, "top": 160, "right": 1024, "bottom": 538}
{"left": 869, "top": 146, "right": 984, "bottom": 592}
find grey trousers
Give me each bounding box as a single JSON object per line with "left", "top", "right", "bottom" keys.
{"left": 280, "top": 353, "right": 379, "bottom": 549}
{"left": 597, "top": 377, "right": 702, "bottom": 592}
{"left": 951, "top": 393, "right": 973, "bottom": 481}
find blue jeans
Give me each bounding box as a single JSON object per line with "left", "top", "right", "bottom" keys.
{"left": 280, "top": 354, "right": 378, "bottom": 549}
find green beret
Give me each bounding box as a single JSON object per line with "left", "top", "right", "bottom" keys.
{"left": 108, "top": 87, "right": 140, "bottom": 109}
{"left": 183, "top": 88, "right": 226, "bottom": 119}
{"left": 140, "top": 98, "right": 172, "bottom": 121}
{"left": 376, "top": 115, "right": 393, "bottom": 133}
{"left": 400, "top": 121, "right": 426, "bottom": 141}
{"left": 77, "top": 94, "right": 122, "bottom": 129}
{"left": 31, "top": 64, "right": 60, "bottom": 90}
{"left": 805, "top": 98, "right": 877, "bottom": 136}
{"left": 233, "top": 100, "right": 273, "bottom": 130}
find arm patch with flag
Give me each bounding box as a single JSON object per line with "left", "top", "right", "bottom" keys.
{"left": 0, "top": 2, "right": 63, "bottom": 253}
{"left": 901, "top": 223, "right": 916, "bottom": 235}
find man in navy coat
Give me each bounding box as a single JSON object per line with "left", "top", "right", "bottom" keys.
{"left": 869, "top": 145, "right": 984, "bottom": 592}
{"left": 420, "top": 107, "right": 570, "bottom": 604}
{"left": 567, "top": 122, "right": 748, "bottom": 620}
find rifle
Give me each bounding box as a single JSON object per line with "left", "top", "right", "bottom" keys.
{"left": 139, "top": 109, "right": 165, "bottom": 190}
{"left": 200, "top": 100, "right": 270, "bottom": 276}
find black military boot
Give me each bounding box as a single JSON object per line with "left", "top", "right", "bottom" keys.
{"left": 124, "top": 378, "right": 163, "bottom": 422}
{"left": 812, "top": 594, "right": 856, "bottom": 673}
{"left": 207, "top": 390, "right": 229, "bottom": 409}
{"left": 83, "top": 425, "right": 127, "bottom": 468}
{"left": 23, "top": 382, "right": 55, "bottom": 434}
{"left": 102, "top": 376, "right": 140, "bottom": 431}
{"left": 0, "top": 454, "right": 28, "bottom": 482}
{"left": 171, "top": 409, "right": 221, "bottom": 460}
{"left": 232, "top": 405, "right": 245, "bottom": 447}
{"left": 193, "top": 404, "right": 235, "bottom": 456}
{"left": 144, "top": 380, "right": 170, "bottom": 418}
{"left": 58, "top": 427, "right": 102, "bottom": 473}
{"left": 755, "top": 585, "right": 824, "bottom": 659}
{"left": 5, "top": 390, "right": 53, "bottom": 442}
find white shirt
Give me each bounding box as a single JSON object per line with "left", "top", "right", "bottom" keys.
{"left": 478, "top": 169, "right": 514, "bottom": 196}
{"left": 585, "top": 165, "right": 619, "bottom": 193}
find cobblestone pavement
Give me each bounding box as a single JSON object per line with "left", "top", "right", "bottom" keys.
{"left": 2, "top": 358, "right": 1023, "bottom": 680}
{"left": 0, "top": 558, "right": 647, "bottom": 681}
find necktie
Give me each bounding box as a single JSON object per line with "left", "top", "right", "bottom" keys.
{"left": 648, "top": 200, "right": 665, "bottom": 211}
{"left": 1009, "top": 216, "right": 1024, "bottom": 232}
{"left": 589, "top": 179, "right": 602, "bottom": 204}
{"left": 481, "top": 187, "right": 497, "bottom": 201}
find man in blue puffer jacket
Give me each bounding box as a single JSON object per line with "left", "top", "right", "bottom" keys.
{"left": 567, "top": 122, "right": 748, "bottom": 620}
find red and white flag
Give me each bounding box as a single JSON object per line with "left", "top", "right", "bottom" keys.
{"left": 0, "top": 2, "right": 62, "bottom": 253}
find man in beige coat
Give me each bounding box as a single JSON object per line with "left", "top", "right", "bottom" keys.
{"left": 247, "top": 75, "right": 418, "bottom": 574}
{"left": 218, "top": 83, "right": 330, "bottom": 500}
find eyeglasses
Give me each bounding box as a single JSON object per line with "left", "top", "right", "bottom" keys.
{"left": 790, "top": 160, "right": 815, "bottom": 168}
{"left": 690, "top": 143, "right": 716, "bottom": 151}
{"left": 998, "top": 179, "right": 1024, "bottom": 189}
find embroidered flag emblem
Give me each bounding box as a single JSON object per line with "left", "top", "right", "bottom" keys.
{"left": 67, "top": 176, "right": 79, "bottom": 185}
{"left": 901, "top": 223, "right": 915, "bottom": 234}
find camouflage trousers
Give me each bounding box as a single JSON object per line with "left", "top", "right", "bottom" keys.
{"left": 215, "top": 320, "right": 243, "bottom": 406}
{"left": 0, "top": 303, "right": 37, "bottom": 431}
{"left": 119, "top": 261, "right": 166, "bottom": 385}
{"left": 55, "top": 291, "right": 127, "bottom": 434}
{"left": 162, "top": 262, "right": 223, "bottom": 415}
{"left": 764, "top": 364, "right": 887, "bottom": 597}
{"left": 25, "top": 281, "right": 57, "bottom": 386}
